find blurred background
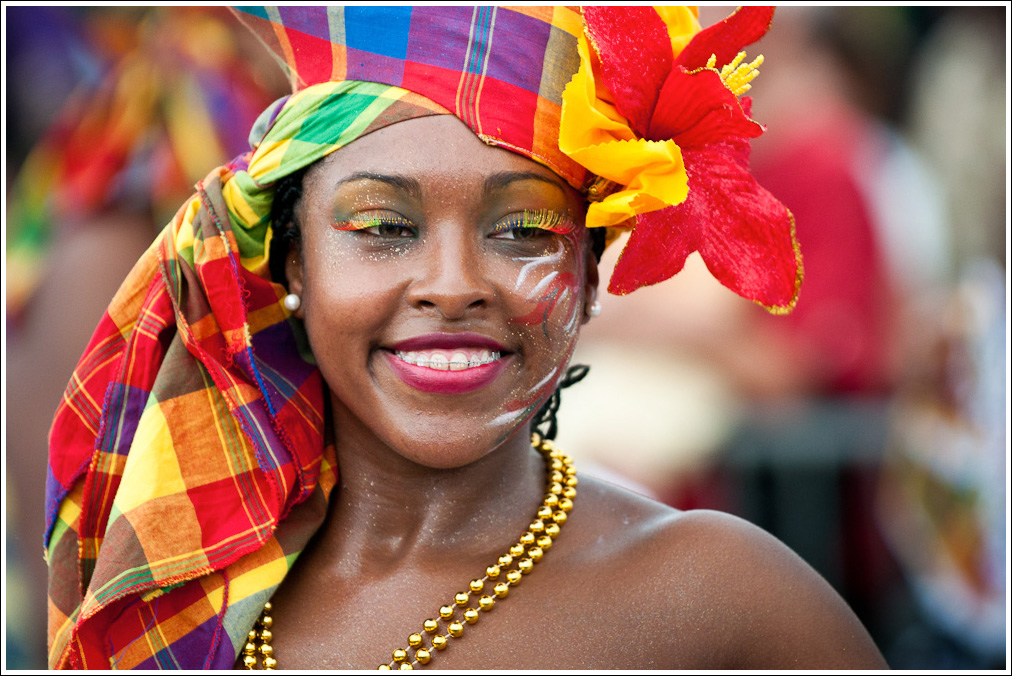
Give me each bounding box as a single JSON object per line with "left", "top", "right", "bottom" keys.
{"left": 3, "top": 5, "right": 1008, "bottom": 670}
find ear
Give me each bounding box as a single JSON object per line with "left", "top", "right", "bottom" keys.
{"left": 285, "top": 245, "right": 306, "bottom": 318}
{"left": 581, "top": 240, "right": 600, "bottom": 325}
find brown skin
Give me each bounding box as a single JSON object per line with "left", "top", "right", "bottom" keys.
{"left": 255, "top": 116, "right": 887, "bottom": 669}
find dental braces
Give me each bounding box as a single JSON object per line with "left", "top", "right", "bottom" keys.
{"left": 396, "top": 351, "right": 501, "bottom": 369}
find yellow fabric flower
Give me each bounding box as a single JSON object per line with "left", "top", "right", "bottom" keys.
{"left": 559, "top": 7, "right": 702, "bottom": 230}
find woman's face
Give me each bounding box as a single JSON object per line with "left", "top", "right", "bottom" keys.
{"left": 287, "top": 115, "right": 598, "bottom": 468}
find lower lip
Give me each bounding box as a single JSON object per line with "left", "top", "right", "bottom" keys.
{"left": 382, "top": 351, "right": 510, "bottom": 394}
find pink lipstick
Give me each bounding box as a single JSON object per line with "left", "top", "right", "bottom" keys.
{"left": 383, "top": 333, "right": 511, "bottom": 394}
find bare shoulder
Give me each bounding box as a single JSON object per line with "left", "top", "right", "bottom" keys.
{"left": 562, "top": 475, "right": 888, "bottom": 669}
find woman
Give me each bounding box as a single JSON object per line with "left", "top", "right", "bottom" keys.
{"left": 44, "top": 6, "right": 887, "bottom": 669}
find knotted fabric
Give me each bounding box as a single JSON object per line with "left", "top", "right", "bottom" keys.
{"left": 45, "top": 82, "right": 452, "bottom": 669}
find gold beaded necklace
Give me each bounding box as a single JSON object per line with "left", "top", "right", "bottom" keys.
{"left": 243, "top": 433, "right": 576, "bottom": 670}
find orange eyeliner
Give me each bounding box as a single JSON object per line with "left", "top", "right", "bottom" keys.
{"left": 332, "top": 215, "right": 413, "bottom": 232}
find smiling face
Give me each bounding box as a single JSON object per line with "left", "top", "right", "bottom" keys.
{"left": 285, "top": 115, "right": 598, "bottom": 469}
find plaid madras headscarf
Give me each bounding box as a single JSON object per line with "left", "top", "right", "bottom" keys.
{"left": 46, "top": 6, "right": 586, "bottom": 669}
{"left": 233, "top": 5, "right": 589, "bottom": 188}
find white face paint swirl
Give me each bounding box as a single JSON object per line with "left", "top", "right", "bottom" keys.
{"left": 514, "top": 240, "right": 566, "bottom": 292}
{"left": 559, "top": 288, "right": 580, "bottom": 335}
{"left": 529, "top": 270, "right": 560, "bottom": 297}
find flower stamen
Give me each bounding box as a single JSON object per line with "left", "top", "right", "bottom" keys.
{"left": 707, "top": 51, "right": 764, "bottom": 97}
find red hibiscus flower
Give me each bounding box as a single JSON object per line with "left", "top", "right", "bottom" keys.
{"left": 566, "top": 6, "right": 801, "bottom": 312}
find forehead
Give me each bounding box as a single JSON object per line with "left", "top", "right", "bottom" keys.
{"left": 303, "top": 115, "right": 578, "bottom": 201}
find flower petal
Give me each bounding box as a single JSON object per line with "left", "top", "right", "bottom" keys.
{"left": 610, "top": 134, "right": 802, "bottom": 312}
{"left": 648, "top": 68, "right": 764, "bottom": 147}
{"left": 561, "top": 34, "right": 689, "bottom": 230}
{"left": 559, "top": 35, "right": 637, "bottom": 157}
{"left": 680, "top": 141, "right": 801, "bottom": 312}
{"left": 676, "top": 6, "right": 775, "bottom": 71}
{"left": 608, "top": 203, "right": 695, "bottom": 295}
{"left": 581, "top": 6, "right": 675, "bottom": 136}
{"left": 578, "top": 137, "right": 687, "bottom": 229}
{"left": 655, "top": 6, "right": 702, "bottom": 57}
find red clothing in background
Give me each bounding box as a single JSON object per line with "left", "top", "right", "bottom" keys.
{"left": 753, "top": 104, "right": 896, "bottom": 395}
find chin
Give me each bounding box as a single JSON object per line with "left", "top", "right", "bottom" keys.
{"left": 386, "top": 421, "right": 527, "bottom": 470}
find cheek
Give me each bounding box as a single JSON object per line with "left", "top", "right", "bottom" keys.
{"left": 497, "top": 238, "right": 586, "bottom": 421}
{"left": 299, "top": 239, "right": 403, "bottom": 355}
{"left": 505, "top": 238, "right": 584, "bottom": 341}
{"left": 301, "top": 230, "right": 408, "bottom": 298}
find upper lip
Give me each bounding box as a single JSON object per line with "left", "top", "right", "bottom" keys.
{"left": 387, "top": 332, "right": 510, "bottom": 353}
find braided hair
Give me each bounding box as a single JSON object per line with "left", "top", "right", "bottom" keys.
{"left": 267, "top": 168, "right": 599, "bottom": 440}
{"left": 268, "top": 167, "right": 308, "bottom": 290}
{"left": 530, "top": 364, "right": 590, "bottom": 440}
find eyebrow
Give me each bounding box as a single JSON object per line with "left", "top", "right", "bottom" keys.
{"left": 483, "top": 171, "right": 568, "bottom": 199}
{"left": 332, "top": 170, "right": 567, "bottom": 200}
{"left": 334, "top": 172, "right": 422, "bottom": 199}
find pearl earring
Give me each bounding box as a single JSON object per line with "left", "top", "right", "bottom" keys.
{"left": 283, "top": 293, "right": 301, "bottom": 312}
{"left": 587, "top": 301, "right": 602, "bottom": 318}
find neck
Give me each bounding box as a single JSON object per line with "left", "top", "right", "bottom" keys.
{"left": 316, "top": 415, "right": 547, "bottom": 577}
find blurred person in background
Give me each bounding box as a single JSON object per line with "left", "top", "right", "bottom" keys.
{"left": 5, "top": 7, "right": 98, "bottom": 175}
{"left": 4, "top": 6, "right": 284, "bottom": 667}
{"left": 6, "top": 9, "right": 97, "bottom": 666}
{"left": 737, "top": 9, "right": 963, "bottom": 656}
{"left": 875, "top": 5, "right": 1007, "bottom": 669}
{"left": 559, "top": 4, "right": 926, "bottom": 487}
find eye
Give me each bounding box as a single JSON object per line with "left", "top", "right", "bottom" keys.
{"left": 494, "top": 223, "right": 546, "bottom": 241}
{"left": 364, "top": 220, "right": 415, "bottom": 238}
{"left": 490, "top": 209, "right": 575, "bottom": 240}
{"left": 333, "top": 213, "right": 416, "bottom": 238}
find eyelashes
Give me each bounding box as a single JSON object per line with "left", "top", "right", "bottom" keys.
{"left": 331, "top": 209, "right": 577, "bottom": 238}
{"left": 490, "top": 209, "right": 577, "bottom": 236}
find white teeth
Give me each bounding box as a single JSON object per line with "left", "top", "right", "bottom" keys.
{"left": 395, "top": 349, "right": 501, "bottom": 370}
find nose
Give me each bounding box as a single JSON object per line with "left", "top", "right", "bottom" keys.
{"left": 406, "top": 230, "right": 494, "bottom": 318}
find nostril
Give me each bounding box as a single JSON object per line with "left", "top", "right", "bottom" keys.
{"left": 412, "top": 290, "right": 491, "bottom": 318}
{"left": 406, "top": 244, "right": 495, "bottom": 317}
